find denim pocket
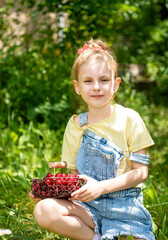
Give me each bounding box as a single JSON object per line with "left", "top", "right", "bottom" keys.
{"left": 133, "top": 196, "right": 152, "bottom": 222}
{"left": 76, "top": 130, "right": 124, "bottom": 180}
{"left": 84, "top": 143, "right": 116, "bottom": 180}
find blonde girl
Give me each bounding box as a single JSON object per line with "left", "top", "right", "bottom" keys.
{"left": 30, "top": 39, "right": 155, "bottom": 240}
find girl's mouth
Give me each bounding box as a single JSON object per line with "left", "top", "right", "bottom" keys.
{"left": 91, "top": 95, "right": 103, "bottom": 99}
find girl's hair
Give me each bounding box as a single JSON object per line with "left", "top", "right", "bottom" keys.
{"left": 72, "top": 39, "right": 118, "bottom": 80}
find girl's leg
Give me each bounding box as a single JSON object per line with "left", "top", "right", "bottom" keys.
{"left": 34, "top": 198, "right": 96, "bottom": 240}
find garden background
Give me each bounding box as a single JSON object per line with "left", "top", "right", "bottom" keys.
{"left": 0, "top": 0, "right": 168, "bottom": 239}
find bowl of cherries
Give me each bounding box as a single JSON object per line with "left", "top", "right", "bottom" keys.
{"left": 30, "top": 161, "right": 83, "bottom": 199}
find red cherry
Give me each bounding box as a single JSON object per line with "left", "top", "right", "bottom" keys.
{"left": 49, "top": 179, "right": 55, "bottom": 185}
{"left": 57, "top": 179, "right": 61, "bottom": 185}
{"left": 53, "top": 179, "right": 57, "bottom": 185}
{"left": 76, "top": 182, "right": 81, "bottom": 187}
{"left": 68, "top": 181, "right": 73, "bottom": 186}
{"left": 61, "top": 173, "right": 66, "bottom": 178}
{"left": 73, "top": 178, "right": 78, "bottom": 184}
{"left": 56, "top": 173, "right": 61, "bottom": 177}
{"left": 71, "top": 186, "right": 76, "bottom": 191}
{"left": 39, "top": 181, "right": 43, "bottom": 187}
{"left": 54, "top": 188, "right": 59, "bottom": 194}
{"left": 62, "top": 186, "right": 67, "bottom": 191}
{"left": 62, "top": 180, "right": 68, "bottom": 185}
{"left": 45, "top": 179, "right": 50, "bottom": 185}
{"left": 47, "top": 173, "right": 53, "bottom": 178}
{"left": 69, "top": 177, "right": 73, "bottom": 182}
{"left": 34, "top": 186, "right": 37, "bottom": 191}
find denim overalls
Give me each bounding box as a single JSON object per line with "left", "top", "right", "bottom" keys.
{"left": 75, "top": 113, "right": 155, "bottom": 240}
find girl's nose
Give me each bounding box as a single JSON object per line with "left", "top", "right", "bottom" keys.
{"left": 93, "top": 81, "right": 100, "bottom": 91}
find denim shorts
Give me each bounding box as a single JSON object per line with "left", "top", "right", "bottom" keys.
{"left": 77, "top": 188, "right": 154, "bottom": 239}
{"left": 75, "top": 113, "right": 155, "bottom": 240}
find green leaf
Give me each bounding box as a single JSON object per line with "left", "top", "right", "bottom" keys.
{"left": 11, "top": 235, "right": 34, "bottom": 240}
{"left": 162, "top": 214, "right": 167, "bottom": 233}
{"left": 148, "top": 184, "right": 158, "bottom": 203}
{"left": 126, "top": 234, "right": 134, "bottom": 240}
{"left": 152, "top": 219, "right": 158, "bottom": 234}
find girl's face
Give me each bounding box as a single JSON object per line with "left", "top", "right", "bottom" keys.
{"left": 73, "top": 59, "right": 121, "bottom": 111}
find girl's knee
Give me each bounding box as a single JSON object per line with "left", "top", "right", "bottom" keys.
{"left": 34, "top": 198, "right": 61, "bottom": 228}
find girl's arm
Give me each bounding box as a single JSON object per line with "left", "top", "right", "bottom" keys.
{"left": 70, "top": 149, "right": 148, "bottom": 202}
{"left": 100, "top": 148, "right": 148, "bottom": 194}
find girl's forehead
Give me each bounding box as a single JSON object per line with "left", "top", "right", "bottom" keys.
{"left": 79, "top": 58, "right": 112, "bottom": 76}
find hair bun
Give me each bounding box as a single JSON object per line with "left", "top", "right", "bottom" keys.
{"left": 87, "top": 39, "right": 109, "bottom": 51}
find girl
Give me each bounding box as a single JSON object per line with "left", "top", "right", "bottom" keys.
{"left": 30, "top": 39, "right": 155, "bottom": 240}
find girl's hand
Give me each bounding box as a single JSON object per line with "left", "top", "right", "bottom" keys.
{"left": 29, "top": 191, "right": 41, "bottom": 203}
{"left": 69, "top": 175, "right": 104, "bottom": 202}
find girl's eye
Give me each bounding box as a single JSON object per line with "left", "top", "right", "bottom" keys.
{"left": 101, "top": 79, "right": 109, "bottom": 82}
{"left": 84, "top": 80, "right": 92, "bottom": 83}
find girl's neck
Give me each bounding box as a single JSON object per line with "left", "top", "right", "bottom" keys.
{"left": 87, "top": 104, "right": 115, "bottom": 125}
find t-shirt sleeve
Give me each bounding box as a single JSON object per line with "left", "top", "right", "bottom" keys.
{"left": 61, "top": 117, "right": 81, "bottom": 170}
{"left": 126, "top": 110, "right": 154, "bottom": 153}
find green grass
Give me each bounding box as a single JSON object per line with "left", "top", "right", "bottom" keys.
{"left": 0, "top": 104, "right": 168, "bottom": 240}
{"left": 0, "top": 122, "right": 66, "bottom": 240}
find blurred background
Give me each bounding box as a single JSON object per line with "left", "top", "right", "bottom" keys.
{"left": 0, "top": 0, "right": 168, "bottom": 239}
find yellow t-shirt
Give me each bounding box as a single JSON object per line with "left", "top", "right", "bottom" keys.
{"left": 61, "top": 104, "right": 154, "bottom": 175}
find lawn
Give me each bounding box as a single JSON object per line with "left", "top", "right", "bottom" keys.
{"left": 0, "top": 102, "right": 168, "bottom": 240}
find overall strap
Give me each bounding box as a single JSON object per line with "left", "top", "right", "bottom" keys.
{"left": 78, "top": 112, "right": 88, "bottom": 127}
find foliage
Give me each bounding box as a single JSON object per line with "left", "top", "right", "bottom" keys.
{"left": 0, "top": 49, "right": 76, "bottom": 128}
{"left": 0, "top": 0, "right": 168, "bottom": 126}
{"left": 0, "top": 0, "right": 168, "bottom": 239}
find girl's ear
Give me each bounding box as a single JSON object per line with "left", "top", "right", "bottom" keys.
{"left": 73, "top": 80, "right": 80, "bottom": 95}
{"left": 114, "top": 77, "right": 121, "bottom": 92}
